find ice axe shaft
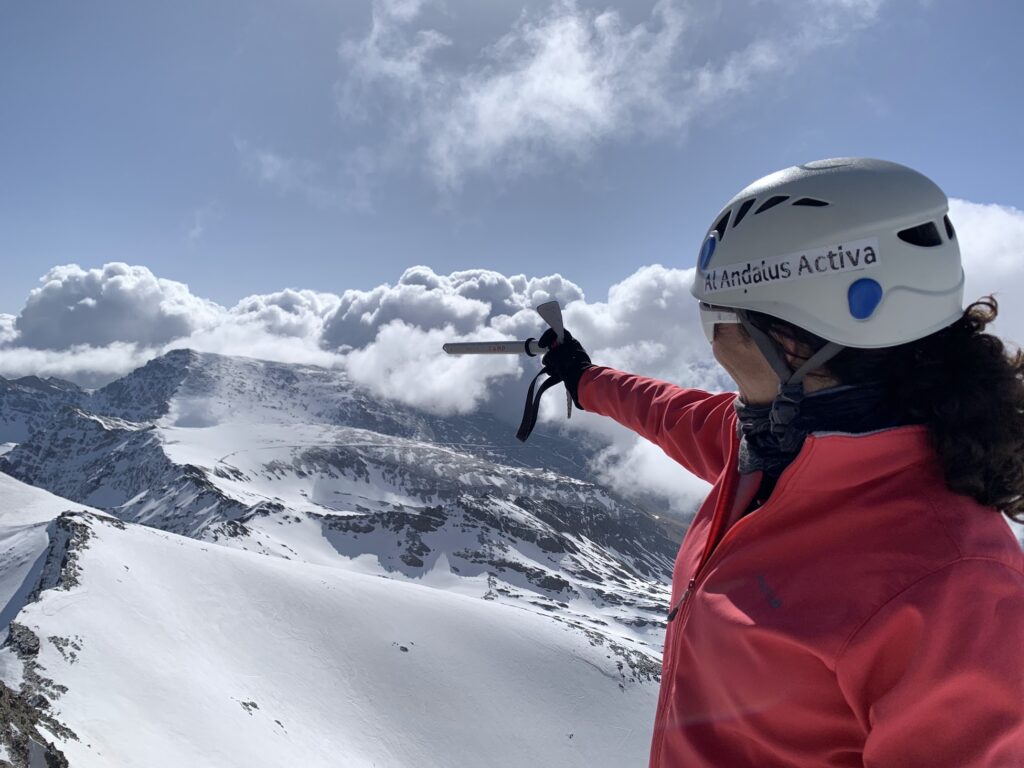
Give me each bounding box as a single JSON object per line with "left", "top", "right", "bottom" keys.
{"left": 442, "top": 340, "right": 543, "bottom": 356}
{"left": 442, "top": 302, "right": 565, "bottom": 357}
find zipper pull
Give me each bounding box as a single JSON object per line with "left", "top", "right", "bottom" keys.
{"left": 667, "top": 578, "right": 697, "bottom": 623}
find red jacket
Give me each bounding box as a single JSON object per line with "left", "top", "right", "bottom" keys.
{"left": 579, "top": 367, "right": 1024, "bottom": 768}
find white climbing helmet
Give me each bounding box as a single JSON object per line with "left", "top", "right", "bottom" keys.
{"left": 690, "top": 158, "right": 965, "bottom": 349}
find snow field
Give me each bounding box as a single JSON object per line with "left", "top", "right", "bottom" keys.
{"left": 0, "top": 475, "right": 105, "bottom": 646}
{"left": 13, "top": 513, "right": 657, "bottom": 768}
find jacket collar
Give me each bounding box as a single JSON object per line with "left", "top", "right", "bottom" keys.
{"left": 772, "top": 425, "right": 943, "bottom": 493}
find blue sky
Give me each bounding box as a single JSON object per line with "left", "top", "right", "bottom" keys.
{"left": 2, "top": 0, "right": 1022, "bottom": 315}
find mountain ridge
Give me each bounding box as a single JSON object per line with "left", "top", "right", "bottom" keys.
{"left": 1, "top": 348, "right": 677, "bottom": 640}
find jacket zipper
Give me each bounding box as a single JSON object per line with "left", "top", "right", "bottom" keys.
{"left": 651, "top": 450, "right": 810, "bottom": 766}
{"left": 651, "top": 454, "right": 743, "bottom": 765}
{"left": 652, "top": 437, "right": 832, "bottom": 767}
{"left": 664, "top": 457, "right": 741, "bottom": 626}
{"left": 666, "top": 442, "right": 813, "bottom": 626}
{"left": 666, "top": 578, "right": 696, "bottom": 622}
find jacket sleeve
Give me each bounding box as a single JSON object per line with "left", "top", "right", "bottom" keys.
{"left": 577, "top": 366, "right": 738, "bottom": 484}
{"left": 835, "top": 558, "right": 1024, "bottom": 768}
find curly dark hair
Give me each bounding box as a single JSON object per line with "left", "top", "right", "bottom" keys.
{"left": 745, "top": 297, "right": 1024, "bottom": 522}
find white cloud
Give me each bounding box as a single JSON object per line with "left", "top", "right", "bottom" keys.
{"left": 0, "top": 342, "right": 155, "bottom": 389}
{"left": 951, "top": 198, "right": 1024, "bottom": 277}
{"left": 323, "top": 279, "right": 490, "bottom": 350}
{"left": 172, "top": 323, "right": 344, "bottom": 371}
{"left": 950, "top": 198, "right": 1024, "bottom": 344}
{"left": 345, "top": 320, "right": 522, "bottom": 415}
{"left": 338, "top": 0, "right": 890, "bottom": 190}
{"left": 423, "top": 1, "right": 688, "bottom": 187}
{"left": 592, "top": 436, "right": 711, "bottom": 514}
{"left": 341, "top": 0, "right": 687, "bottom": 188}
{"left": 0, "top": 314, "right": 15, "bottom": 345}
{"left": 187, "top": 203, "right": 222, "bottom": 246}
{"left": 13, "top": 263, "right": 222, "bottom": 351}
{"left": 321, "top": 265, "right": 585, "bottom": 349}
{"left": 235, "top": 140, "right": 338, "bottom": 208}
{"left": 230, "top": 289, "right": 341, "bottom": 339}
{"left": 163, "top": 289, "right": 348, "bottom": 371}
{"left": 798, "top": 0, "right": 883, "bottom": 39}
{"left": 339, "top": 0, "right": 451, "bottom": 109}
{"left": 0, "top": 268, "right": 349, "bottom": 385}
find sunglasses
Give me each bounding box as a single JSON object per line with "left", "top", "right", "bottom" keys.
{"left": 698, "top": 301, "right": 742, "bottom": 343}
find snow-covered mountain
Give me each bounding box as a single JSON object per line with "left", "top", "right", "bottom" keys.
{"left": 0, "top": 374, "right": 85, "bottom": 444}
{"left": 1, "top": 350, "right": 676, "bottom": 629}
{"left": 0, "top": 350, "right": 679, "bottom": 766}
{"left": 0, "top": 475, "right": 661, "bottom": 767}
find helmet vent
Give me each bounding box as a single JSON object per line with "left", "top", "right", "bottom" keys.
{"left": 755, "top": 195, "right": 789, "bottom": 214}
{"left": 792, "top": 197, "right": 830, "bottom": 207}
{"left": 897, "top": 222, "right": 943, "bottom": 247}
{"left": 714, "top": 211, "right": 731, "bottom": 241}
{"left": 944, "top": 215, "right": 956, "bottom": 240}
{"left": 732, "top": 198, "right": 756, "bottom": 227}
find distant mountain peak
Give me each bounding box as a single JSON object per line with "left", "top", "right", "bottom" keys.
{"left": 8, "top": 375, "right": 84, "bottom": 395}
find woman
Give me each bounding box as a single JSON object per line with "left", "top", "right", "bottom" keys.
{"left": 541, "top": 158, "right": 1024, "bottom": 767}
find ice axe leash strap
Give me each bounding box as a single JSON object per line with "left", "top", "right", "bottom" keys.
{"left": 516, "top": 368, "right": 563, "bottom": 442}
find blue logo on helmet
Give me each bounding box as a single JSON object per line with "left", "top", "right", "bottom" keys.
{"left": 848, "top": 278, "right": 883, "bottom": 320}
{"left": 699, "top": 232, "right": 718, "bottom": 271}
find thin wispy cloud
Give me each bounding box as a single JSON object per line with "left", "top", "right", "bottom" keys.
{"left": 338, "top": 0, "right": 888, "bottom": 191}
{"left": 187, "top": 203, "right": 222, "bottom": 246}
{"left": 234, "top": 139, "right": 339, "bottom": 208}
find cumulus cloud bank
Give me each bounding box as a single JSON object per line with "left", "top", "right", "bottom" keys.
{"left": 338, "top": 0, "right": 886, "bottom": 189}
{"left": 323, "top": 266, "right": 585, "bottom": 349}
{"left": 0, "top": 260, "right": 701, "bottom": 401}
{"left": 232, "top": 289, "right": 342, "bottom": 340}
{"left": 15, "top": 263, "right": 222, "bottom": 351}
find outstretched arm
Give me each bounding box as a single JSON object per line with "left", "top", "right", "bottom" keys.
{"left": 578, "top": 366, "right": 738, "bottom": 484}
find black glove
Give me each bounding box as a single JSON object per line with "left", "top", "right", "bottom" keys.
{"left": 539, "top": 328, "right": 592, "bottom": 410}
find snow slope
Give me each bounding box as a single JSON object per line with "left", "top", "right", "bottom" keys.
{"left": 5, "top": 511, "right": 658, "bottom": 767}
{"left": 0, "top": 475, "right": 109, "bottom": 764}
{"left": 0, "top": 475, "right": 104, "bottom": 646}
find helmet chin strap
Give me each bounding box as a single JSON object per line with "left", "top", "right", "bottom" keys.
{"left": 736, "top": 310, "right": 844, "bottom": 452}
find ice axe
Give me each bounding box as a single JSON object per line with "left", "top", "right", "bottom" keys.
{"left": 442, "top": 300, "right": 573, "bottom": 441}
